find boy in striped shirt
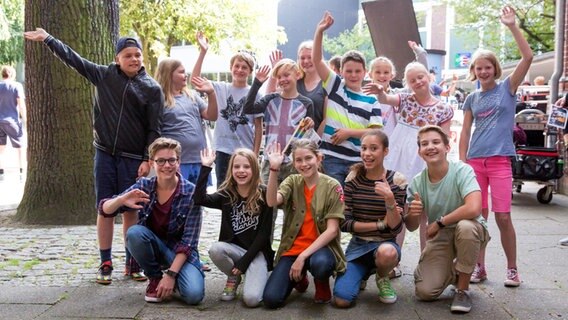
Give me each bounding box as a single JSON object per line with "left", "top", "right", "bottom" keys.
{"left": 312, "top": 12, "right": 383, "bottom": 186}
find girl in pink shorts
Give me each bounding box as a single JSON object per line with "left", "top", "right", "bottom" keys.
{"left": 459, "top": 6, "right": 533, "bottom": 288}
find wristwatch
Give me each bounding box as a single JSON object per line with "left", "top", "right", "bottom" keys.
{"left": 164, "top": 269, "right": 178, "bottom": 279}
{"left": 436, "top": 217, "right": 446, "bottom": 228}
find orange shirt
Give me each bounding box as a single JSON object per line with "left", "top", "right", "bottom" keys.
{"left": 283, "top": 184, "right": 318, "bottom": 257}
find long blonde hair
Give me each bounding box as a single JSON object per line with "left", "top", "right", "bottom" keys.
{"left": 218, "top": 148, "right": 264, "bottom": 214}
{"left": 155, "top": 58, "right": 193, "bottom": 108}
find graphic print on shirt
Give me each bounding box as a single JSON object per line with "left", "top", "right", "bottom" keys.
{"left": 231, "top": 201, "right": 260, "bottom": 235}
{"left": 473, "top": 91, "right": 501, "bottom": 131}
{"left": 221, "top": 95, "right": 249, "bottom": 132}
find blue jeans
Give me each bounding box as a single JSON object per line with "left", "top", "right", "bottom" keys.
{"left": 333, "top": 241, "right": 401, "bottom": 303}
{"left": 322, "top": 155, "right": 357, "bottom": 187}
{"left": 93, "top": 149, "right": 141, "bottom": 207}
{"left": 263, "top": 246, "right": 335, "bottom": 309}
{"left": 126, "top": 225, "right": 205, "bottom": 305}
{"left": 215, "top": 151, "right": 232, "bottom": 188}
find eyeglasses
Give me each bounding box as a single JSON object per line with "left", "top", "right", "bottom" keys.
{"left": 153, "top": 157, "right": 178, "bottom": 166}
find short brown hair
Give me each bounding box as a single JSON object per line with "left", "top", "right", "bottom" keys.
{"left": 417, "top": 125, "right": 449, "bottom": 147}
{"left": 468, "top": 49, "right": 502, "bottom": 81}
{"left": 148, "top": 137, "right": 181, "bottom": 160}
{"left": 230, "top": 52, "right": 255, "bottom": 72}
{"left": 341, "top": 50, "right": 366, "bottom": 70}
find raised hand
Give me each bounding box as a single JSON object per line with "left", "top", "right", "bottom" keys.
{"left": 120, "top": 189, "right": 150, "bottom": 210}
{"left": 266, "top": 142, "right": 284, "bottom": 170}
{"left": 255, "top": 65, "right": 271, "bottom": 83}
{"left": 195, "top": 31, "right": 209, "bottom": 52}
{"left": 200, "top": 148, "right": 216, "bottom": 167}
{"left": 269, "top": 49, "right": 283, "bottom": 67}
{"left": 362, "top": 82, "right": 385, "bottom": 96}
{"left": 191, "top": 76, "right": 214, "bottom": 94}
{"left": 23, "top": 28, "right": 49, "bottom": 42}
{"left": 500, "top": 6, "right": 517, "bottom": 27}
{"left": 407, "top": 40, "right": 420, "bottom": 51}
{"left": 317, "top": 11, "right": 334, "bottom": 32}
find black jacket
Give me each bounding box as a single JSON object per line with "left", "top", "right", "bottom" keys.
{"left": 43, "top": 35, "right": 163, "bottom": 160}
{"left": 194, "top": 165, "right": 275, "bottom": 272}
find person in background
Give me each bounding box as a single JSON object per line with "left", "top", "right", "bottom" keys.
{"left": 0, "top": 65, "right": 26, "bottom": 179}
{"left": 191, "top": 32, "right": 263, "bottom": 187}
{"left": 328, "top": 55, "right": 341, "bottom": 75}
{"left": 459, "top": 6, "right": 533, "bottom": 288}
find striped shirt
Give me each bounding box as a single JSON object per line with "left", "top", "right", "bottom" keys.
{"left": 341, "top": 170, "right": 407, "bottom": 241}
{"left": 321, "top": 73, "right": 383, "bottom": 161}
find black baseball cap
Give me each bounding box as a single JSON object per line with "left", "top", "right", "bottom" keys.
{"left": 115, "top": 37, "right": 142, "bottom": 55}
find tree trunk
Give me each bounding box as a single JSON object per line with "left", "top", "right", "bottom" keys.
{"left": 18, "top": 0, "right": 119, "bottom": 225}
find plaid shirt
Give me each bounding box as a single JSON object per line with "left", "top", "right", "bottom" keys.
{"left": 99, "top": 173, "right": 202, "bottom": 265}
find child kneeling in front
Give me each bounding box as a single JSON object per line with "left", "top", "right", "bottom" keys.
{"left": 262, "top": 139, "right": 346, "bottom": 308}
{"left": 99, "top": 137, "right": 204, "bottom": 304}
{"left": 406, "top": 125, "right": 489, "bottom": 313}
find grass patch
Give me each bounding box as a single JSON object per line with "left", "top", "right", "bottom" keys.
{"left": 22, "top": 259, "right": 41, "bottom": 271}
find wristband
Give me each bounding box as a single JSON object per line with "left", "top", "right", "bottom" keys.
{"left": 436, "top": 217, "right": 446, "bottom": 228}
{"left": 385, "top": 202, "right": 396, "bottom": 211}
{"left": 270, "top": 167, "right": 280, "bottom": 172}
{"left": 164, "top": 269, "right": 178, "bottom": 278}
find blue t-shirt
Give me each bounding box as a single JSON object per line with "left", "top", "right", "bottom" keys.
{"left": 0, "top": 80, "right": 24, "bottom": 122}
{"left": 463, "top": 78, "right": 516, "bottom": 158}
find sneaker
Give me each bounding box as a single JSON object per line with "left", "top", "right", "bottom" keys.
{"left": 376, "top": 276, "right": 397, "bottom": 304}
{"left": 124, "top": 260, "right": 148, "bottom": 282}
{"left": 314, "top": 279, "right": 331, "bottom": 304}
{"left": 294, "top": 273, "right": 309, "bottom": 293}
{"left": 470, "top": 264, "right": 487, "bottom": 283}
{"left": 96, "top": 261, "right": 113, "bottom": 285}
{"left": 504, "top": 268, "right": 521, "bottom": 287}
{"left": 145, "top": 277, "right": 163, "bottom": 303}
{"left": 559, "top": 237, "right": 568, "bottom": 246}
{"left": 451, "top": 289, "right": 472, "bottom": 313}
{"left": 220, "top": 275, "right": 241, "bottom": 301}
{"left": 389, "top": 265, "right": 402, "bottom": 279}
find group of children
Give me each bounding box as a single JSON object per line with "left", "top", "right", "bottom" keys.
{"left": 21, "top": 5, "right": 534, "bottom": 314}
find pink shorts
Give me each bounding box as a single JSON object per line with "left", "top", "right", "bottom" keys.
{"left": 467, "top": 156, "right": 512, "bottom": 213}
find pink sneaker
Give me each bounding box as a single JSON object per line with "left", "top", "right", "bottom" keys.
{"left": 504, "top": 268, "right": 521, "bottom": 287}
{"left": 469, "top": 264, "right": 487, "bottom": 283}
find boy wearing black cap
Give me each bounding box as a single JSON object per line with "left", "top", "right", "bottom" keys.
{"left": 24, "top": 28, "right": 164, "bottom": 285}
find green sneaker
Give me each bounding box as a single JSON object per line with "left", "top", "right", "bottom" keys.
{"left": 220, "top": 275, "right": 241, "bottom": 301}
{"left": 376, "top": 276, "right": 397, "bottom": 304}
{"left": 96, "top": 261, "right": 113, "bottom": 285}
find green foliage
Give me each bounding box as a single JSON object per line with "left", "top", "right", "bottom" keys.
{"left": 120, "top": 0, "right": 286, "bottom": 74}
{"left": 324, "top": 22, "right": 376, "bottom": 64}
{"left": 0, "top": 0, "right": 24, "bottom": 65}
{"left": 446, "top": 0, "right": 555, "bottom": 61}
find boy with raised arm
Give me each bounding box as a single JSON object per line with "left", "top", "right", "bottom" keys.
{"left": 312, "top": 12, "right": 383, "bottom": 186}
{"left": 24, "top": 28, "right": 164, "bottom": 284}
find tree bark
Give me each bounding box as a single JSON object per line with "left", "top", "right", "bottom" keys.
{"left": 18, "top": 0, "right": 119, "bottom": 225}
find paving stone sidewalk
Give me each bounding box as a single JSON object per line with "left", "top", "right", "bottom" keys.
{"left": 0, "top": 182, "right": 567, "bottom": 319}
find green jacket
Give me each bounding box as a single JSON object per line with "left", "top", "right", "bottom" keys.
{"left": 276, "top": 174, "right": 346, "bottom": 274}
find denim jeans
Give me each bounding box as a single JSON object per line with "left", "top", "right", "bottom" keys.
{"left": 263, "top": 246, "right": 335, "bottom": 309}
{"left": 333, "top": 240, "right": 401, "bottom": 303}
{"left": 322, "top": 155, "right": 357, "bottom": 187}
{"left": 126, "top": 225, "right": 205, "bottom": 305}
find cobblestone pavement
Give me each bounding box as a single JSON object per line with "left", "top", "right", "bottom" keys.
{"left": 0, "top": 205, "right": 362, "bottom": 287}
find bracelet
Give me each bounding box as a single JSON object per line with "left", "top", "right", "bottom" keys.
{"left": 269, "top": 167, "right": 280, "bottom": 172}
{"left": 385, "top": 202, "right": 396, "bottom": 211}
